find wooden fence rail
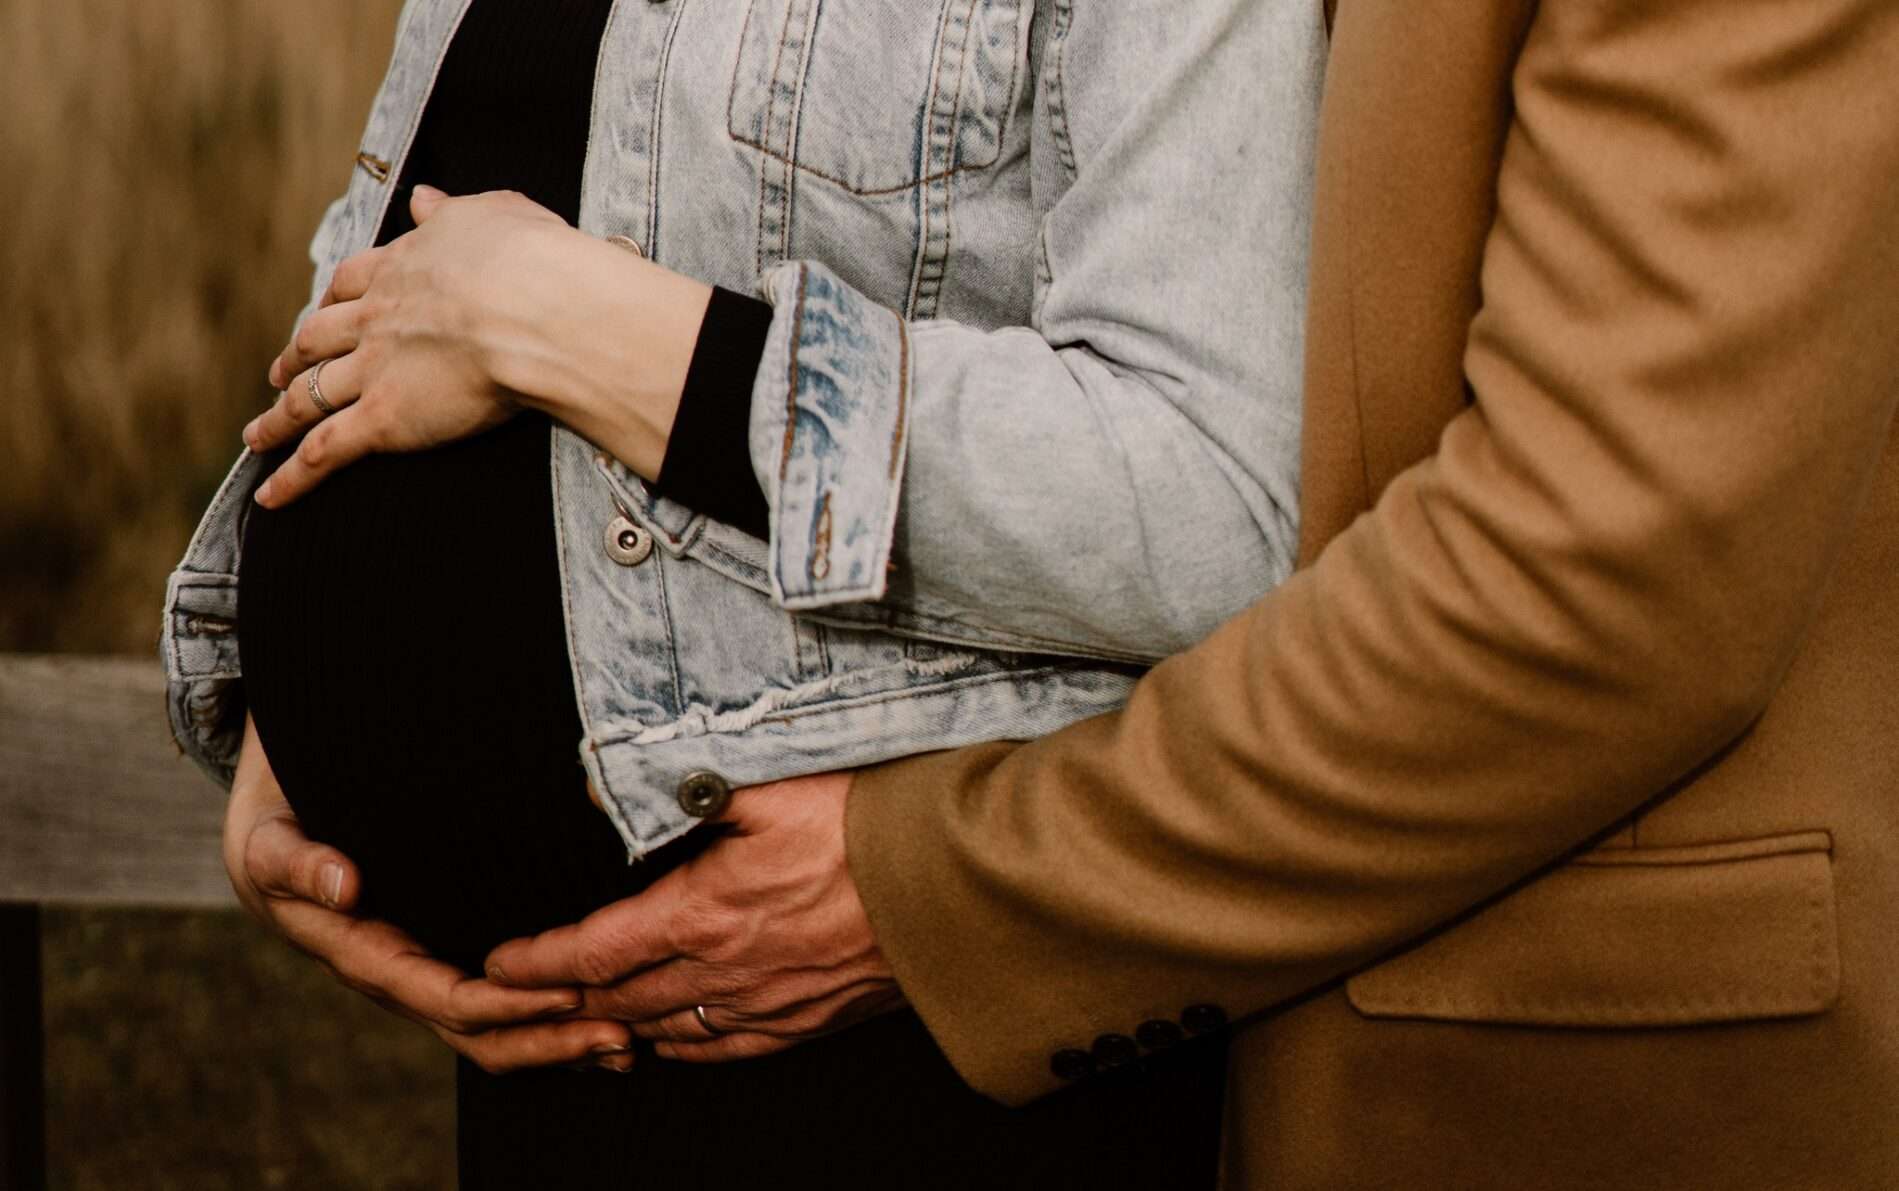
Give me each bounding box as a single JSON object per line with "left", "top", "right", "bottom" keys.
{"left": 0, "top": 654, "right": 231, "bottom": 1191}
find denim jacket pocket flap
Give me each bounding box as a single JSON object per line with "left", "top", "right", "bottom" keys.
{"left": 727, "top": 0, "right": 1028, "bottom": 195}
{"left": 1346, "top": 831, "right": 1840, "bottom": 1027}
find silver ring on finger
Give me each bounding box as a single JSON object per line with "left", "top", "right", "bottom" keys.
{"left": 692, "top": 1003, "right": 724, "bottom": 1038}
{"left": 307, "top": 358, "right": 338, "bottom": 416}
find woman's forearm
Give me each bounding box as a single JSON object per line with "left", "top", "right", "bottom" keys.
{"left": 499, "top": 226, "right": 711, "bottom": 482}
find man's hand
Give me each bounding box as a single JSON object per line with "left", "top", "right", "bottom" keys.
{"left": 485, "top": 772, "right": 907, "bottom": 1062}
{"left": 224, "top": 714, "right": 636, "bottom": 1072}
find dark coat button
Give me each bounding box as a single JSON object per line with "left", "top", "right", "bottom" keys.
{"left": 1050, "top": 1048, "right": 1096, "bottom": 1082}
{"left": 1181, "top": 1003, "right": 1228, "bottom": 1036}
{"left": 1135, "top": 1019, "right": 1184, "bottom": 1051}
{"left": 676, "top": 771, "right": 732, "bottom": 818}
{"left": 1091, "top": 1033, "right": 1140, "bottom": 1069}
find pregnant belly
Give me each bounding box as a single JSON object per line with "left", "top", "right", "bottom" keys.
{"left": 238, "top": 415, "right": 645, "bottom": 972}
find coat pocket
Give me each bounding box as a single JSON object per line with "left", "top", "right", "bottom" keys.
{"left": 726, "top": 0, "right": 1028, "bottom": 196}
{"left": 1346, "top": 831, "right": 1840, "bottom": 1027}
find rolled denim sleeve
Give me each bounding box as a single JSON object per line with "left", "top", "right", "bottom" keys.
{"left": 748, "top": 0, "right": 1326, "bottom": 662}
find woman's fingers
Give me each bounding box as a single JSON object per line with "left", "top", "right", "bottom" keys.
{"left": 268, "top": 898, "right": 588, "bottom": 1036}
{"left": 267, "top": 300, "right": 368, "bottom": 390}
{"left": 242, "top": 808, "right": 361, "bottom": 911}
{"left": 254, "top": 400, "right": 379, "bottom": 508}
{"left": 319, "top": 245, "right": 387, "bottom": 309}
{"left": 247, "top": 351, "right": 365, "bottom": 454}
{"left": 427, "top": 1019, "right": 637, "bottom": 1077}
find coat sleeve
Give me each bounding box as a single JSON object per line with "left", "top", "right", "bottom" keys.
{"left": 843, "top": 0, "right": 1899, "bottom": 1105}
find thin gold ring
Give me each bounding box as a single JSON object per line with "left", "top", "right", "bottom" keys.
{"left": 307, "top": 359, "right": 337, "bottom": 416}
{"left": 692, "top": 1004, "right": 723, "bottom": 1038}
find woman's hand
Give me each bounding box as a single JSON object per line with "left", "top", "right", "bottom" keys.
{"left": 225, "top": 713, "right": 637, "bottom": 1072}
{"left": 245, "top": 186, "right": 711, "bottom": 507}
{"left": 484, "top": 772, "right": 908, "bottom": 1062}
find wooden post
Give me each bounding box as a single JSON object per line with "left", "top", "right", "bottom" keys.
{"left": 0, "top": 902, "right": 46, "bottom": 1191}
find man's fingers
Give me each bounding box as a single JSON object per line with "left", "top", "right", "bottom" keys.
{"left": 574, "top": 957, "right": 726, "bottom": 1024}
{"left": 243, "top": 811, "right": 360, "bottom": 910}
{"left": 266, "top": 301, "right": 368, "bottom": 391}
{"left": 246, "top": 353, "right": 365, "bottom": 455}
{"left": 255, "top": 402, "right": 378, "bottom": 508}
{"left": 627, "top": 977, "right": 891, "bottom": 1045}
{"left": 653, "top": 1032, "right": 792, "bottom": 1064}
{"left": 485, "top": 875, "right": 690, "bottom": 989}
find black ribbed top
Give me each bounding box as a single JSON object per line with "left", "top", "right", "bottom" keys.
{"left": 240, "top": 0, "right": 643, "bottom": 974}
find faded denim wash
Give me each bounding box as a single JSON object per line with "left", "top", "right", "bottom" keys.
{"left": 160, "top": 0, "right": 1326, "bottom": 858}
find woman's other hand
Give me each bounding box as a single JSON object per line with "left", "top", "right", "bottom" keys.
{"left": 245, "top": 186, "right": 710, "bottom": 507}
{"left": 225, "top": 713, "right": 636, "bottom": 1072}
{"left": 484, "top": 771, "right": 909, "bottom": 1063}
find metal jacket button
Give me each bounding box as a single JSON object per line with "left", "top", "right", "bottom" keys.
{"left": 605, "top": 234, "right": 645, "bottom": 257}
{"left": 605, "top": 517, "right": 653, "bottom": 566}
{"left": 676, "top": 771, "right": 732, "bottom": 819}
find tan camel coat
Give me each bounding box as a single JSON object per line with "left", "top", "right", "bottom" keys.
{"left": 847, "top": 0, "right": 1899, "bottom": 1186}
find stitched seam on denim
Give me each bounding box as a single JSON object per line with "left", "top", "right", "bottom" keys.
{"left": 803, "top": 601, "right": 1159, "bottom": 664}
{"left": 915, "top": 0, "right": 978, "bottom": 317}
{"left": 645, "top": 0, "right": 693, "bottom": 253}
{"left": 903, "top": 1, "right": 956, "bottom": 314}
{"left": 889, "top": 319, "right": 911, "bottom": 480}
{"left": 577, "top": 0, "right": 623, "bottom": 240}
{"left": 1045, "top": 0, "right": 1078, "bottom": 179}
{"left": 550, "top": 433, "right": 633, "bottom": 847}
{"left": 749, "top": 0, "right": 798, "bottom": 274}
{"left": 779, "top": 0, "right": 823, "bottom": 264}
{"left": 778, "top": 266, "right": 809, "bottom": 487}
{"left": 650, "top": 552, "right": 687, "bottom": 718}
{"left": 810, "top": 491, "right": 833, "bottom": 582}
{"left": 694, "top": 537, "right": 769, "bottom": 583}
{"left": 771, "top": 266, "right": 811, "bottom": 597}
{"left": 756, "top": 663, "right": 1070, "bottom": 724}
{"left": 591, "top": 663, "right": 1074, "bottom": 745}
{"left": 910, "top": 0, "right": 963, "bottom": 315}
{"left": 727, "top": 1, "right": 1026, "bottom": 197}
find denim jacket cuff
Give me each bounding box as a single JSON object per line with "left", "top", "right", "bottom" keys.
{"left": 749, "top": 261, "right": 913, "bottom": 610}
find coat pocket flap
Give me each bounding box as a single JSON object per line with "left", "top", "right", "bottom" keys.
{"left": 1346, "top": 831, "right": 1839, "bottom": 1027}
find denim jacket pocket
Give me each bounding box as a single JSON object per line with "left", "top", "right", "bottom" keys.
{"left": 726, "top": 0, "right": 1029, "bottom": 196}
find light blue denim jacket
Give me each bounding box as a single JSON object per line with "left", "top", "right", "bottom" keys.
{"left": 160, "top": 0, "right": 1326, "bottom": 859}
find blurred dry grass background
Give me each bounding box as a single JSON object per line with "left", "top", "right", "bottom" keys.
{"left": 0, "top": 0, "right": 397, "bottom": 652}
{"left": 1, "top": 1, "right": 461, "bottom": 1185}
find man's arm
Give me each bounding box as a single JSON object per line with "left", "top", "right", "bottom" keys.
{"left": 845, "top": 0, "right": 1899, "bottom": 1104}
